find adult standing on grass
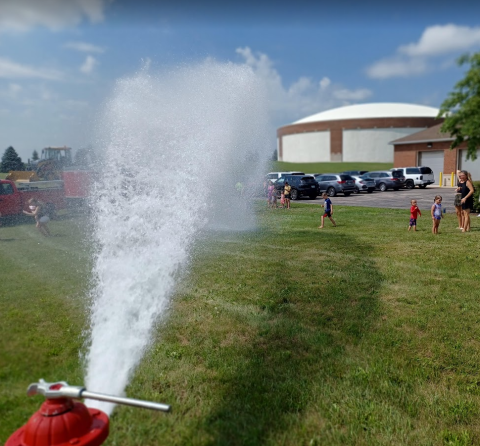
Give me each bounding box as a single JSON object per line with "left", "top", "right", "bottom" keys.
{"left": 284, "top": 181, "right": 291, "bottom": 209}
{"left": 23, "top": 198, "right": 51, "bottom": 237}
{"left": 458, "top": 170, "right": 474, "bottom": 232}
{"left": 454, "top": 170, "right": 465, "bottom": 230}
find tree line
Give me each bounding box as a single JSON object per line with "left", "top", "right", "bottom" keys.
{"left": 0, "top": 147, "right": 96, "bottom": 173}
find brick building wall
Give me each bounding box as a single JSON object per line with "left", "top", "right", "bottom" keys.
{"left": 394, "top": 140, "right": 468, "bottom": 173}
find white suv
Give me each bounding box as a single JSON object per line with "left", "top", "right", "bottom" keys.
{"left": 393, "top": 167, "right": 435, "bottom": 189}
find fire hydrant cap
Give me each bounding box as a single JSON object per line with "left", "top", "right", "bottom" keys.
{"left": 6, "top": 401, "right": 109, "bottom": 446}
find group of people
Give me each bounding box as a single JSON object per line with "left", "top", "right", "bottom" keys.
{"left": 266, "top": 180, "right": 291, "bottom": 209}
{"left": 408, "top": 196, "right": 444, "bottom": 235}
{"left": 408, "top": 169, "right": 476, "bottom": 235}
{"left": 265, "top": 169, "right": 476, "bottom": 235}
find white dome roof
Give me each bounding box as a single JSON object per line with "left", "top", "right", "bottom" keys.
{"left": 293, "top": 103, "right": 440, "bottom": 124}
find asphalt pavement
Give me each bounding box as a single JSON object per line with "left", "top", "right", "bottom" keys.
{"left": 300, "top": 186, "right": 462, "bottom": 213}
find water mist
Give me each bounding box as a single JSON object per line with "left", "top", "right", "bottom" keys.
{"left": 84, "top": 61, "right": 272, "bottom": 414}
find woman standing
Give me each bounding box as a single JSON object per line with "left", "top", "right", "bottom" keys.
{"left": 454, "top": 170, "right": 464, "bottom": 230}
{"left": 458, "top": 170, "right": 474, "bottom": 232}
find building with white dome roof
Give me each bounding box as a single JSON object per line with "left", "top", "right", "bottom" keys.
{"left": 277, "top": 103, "right": 442, "bottom": 163}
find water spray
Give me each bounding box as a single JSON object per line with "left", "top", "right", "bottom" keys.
{"left": 84, "top": 60, "right": 271, "bottom": 415}
{"left": 5, "top": 379, "right": 170, "bottom": 446}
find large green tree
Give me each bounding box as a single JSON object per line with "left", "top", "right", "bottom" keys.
{"left": 32, "top": 150, "right": 39, "bottom": 161}
{"left": 0, "top": 146, "right": 24, "bottom": 172}
{"left": 438, "top": 52, "right": 480, "bottom": 160}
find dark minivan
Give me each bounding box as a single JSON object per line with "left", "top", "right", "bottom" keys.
{"left": 367, "top": 170, "right": 406, "bottom": 191}
{"left": 274, "top": 175, "right": 319, "bottom": 200}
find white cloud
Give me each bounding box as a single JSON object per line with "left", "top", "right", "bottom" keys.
{"left": 236, "top": 47, "right": 372, "bottom": 124}
{"left": 366, "top": 57, "right": 429, "bottom": 79}
{"left": 8, "top": 83, "right": 22, "bottom": 95}
{"left": 399, "top": 24, "right": 480, "bottom": 57}
{"left": 80, "top": 55, "right": 97, "bottom": 74}
{"left": 39, "top": 86, "right": 56, "bottom": 101}
{"left": 0, "top": 0, "right": 112, "bottom": 32}
{"left": 366, "top": 24, "right": 480, "bottom": 80}
{"left": 319, "top": 77, "right": 331, "bottom": 89}
{"left": 0, "top": 57, "right": 63, "bottom": 80}
{"left": 64, "top": 41, "right": 106, "bottom": 53}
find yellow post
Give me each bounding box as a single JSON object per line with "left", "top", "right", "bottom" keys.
{"left": 439, "top": 171, "right": 443, "bottom": 187}
{"left": 450, "top": 172, "right": 454, "bottom": 187}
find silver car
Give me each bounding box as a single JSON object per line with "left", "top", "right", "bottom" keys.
{"left": 351, "top": 174, "right": 376, "bottom": 193}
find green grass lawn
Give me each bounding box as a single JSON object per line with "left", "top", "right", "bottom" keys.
{"left": 271, "top": 161, "right": 393, "bottom": 174}
{"left": 1, "top": 204, "right": 480, "bottom": 446}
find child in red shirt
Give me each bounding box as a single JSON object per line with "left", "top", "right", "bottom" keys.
{"left": 408, "top": 199, "right": 422, "bottom": 231}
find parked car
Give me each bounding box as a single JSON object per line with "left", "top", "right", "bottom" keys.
{"left": 274, "top": 174, "right": 319, "bottom": 200}
{"left": 351, "top": 174, "right": 376, "bottom": 193}
{"left": 265, "top": 171, "right": 305, "bottom": 183}
{"left": 391, "top": 166, "right": 435, "bottom": 189}
{"left": 341, "top": 170, "right": 369, "bottom": 176}
{"left": 367, "top": 170, "right": 406, "bottom": 191}
{"left": 314, "top": 173, "right": 356, "bottom": 197}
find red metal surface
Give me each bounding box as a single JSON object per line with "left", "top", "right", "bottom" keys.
{"left": 62, "top": 171, "right": 92, "bottom": 199}
{"left": 5, "top": 399, "right": 109, "bottom": 446}
{"left": 0, "top": 180, "right": 65, "bottom": 217}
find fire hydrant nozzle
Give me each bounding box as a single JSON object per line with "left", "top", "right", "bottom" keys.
{"left": 27, "top": 379, "right": 85, "bottom": 399}
{"left": 27, "top": 379, "right": 171, "bottom": 412}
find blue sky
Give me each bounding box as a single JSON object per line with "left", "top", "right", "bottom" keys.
{"left": 1, "top": 0, "right": 480, "bottom": 161}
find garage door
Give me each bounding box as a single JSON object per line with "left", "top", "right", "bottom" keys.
{"left": 459, "top": 149, "right": 480, "bottom": 181}
{"left": 418, "top": 151, "right": 444, "bottom": 185}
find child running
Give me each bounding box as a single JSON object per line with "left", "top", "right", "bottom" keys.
{"left": 431, "top": 195, "right": 442, "bottom": 235}
{"left": 319, "top": 192, "right": 336, "bottom": 229}
{"left": 408, "top": 199, "right": 422, "bottom": 231}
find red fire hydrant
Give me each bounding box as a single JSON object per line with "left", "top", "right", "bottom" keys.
{"left": 6, "top": 381, "right": 109, "bottom": 446}
{"left": 6, "top": 380, "right": 170, "bottom": 446}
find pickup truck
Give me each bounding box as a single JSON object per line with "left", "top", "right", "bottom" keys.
{"left": 0, "top": 179, "right": 66, "bottom": 218}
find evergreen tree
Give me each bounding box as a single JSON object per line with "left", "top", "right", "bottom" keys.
{"left": 0, "top": 146, "right": 24, "bottom": 172}
{"left": 32, "top": 150, "right": 39, "bottom": 161}
{"left": 438, "top": 52, "right": 480, "bottom": 160}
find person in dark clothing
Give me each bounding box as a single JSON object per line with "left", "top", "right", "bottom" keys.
{"left": 457, "top": 170, "right": 474, "bottom": 232}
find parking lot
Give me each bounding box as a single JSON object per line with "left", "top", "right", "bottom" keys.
{"left": 300, "top": 186, "right": 460, "bottom": 212}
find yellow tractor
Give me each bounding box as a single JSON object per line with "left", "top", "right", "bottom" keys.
{"left": 6, "top": 146, "right": 73, "bottom": 182}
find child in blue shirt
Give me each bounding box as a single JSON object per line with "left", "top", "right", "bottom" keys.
{"left": 319, "top": 193, "right": 337, "bottom": 229}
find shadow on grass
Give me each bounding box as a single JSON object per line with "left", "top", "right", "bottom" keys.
{"left": 199, "top": 230, "right": 382, "bottom": 445}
